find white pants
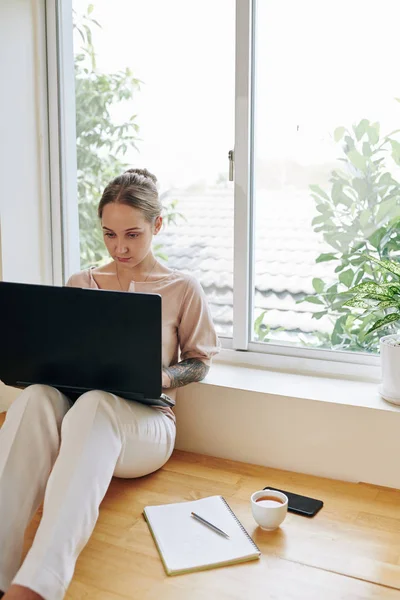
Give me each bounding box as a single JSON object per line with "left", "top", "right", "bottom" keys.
{"left": 0, "top": 384, "right": 176, "bottom": 600}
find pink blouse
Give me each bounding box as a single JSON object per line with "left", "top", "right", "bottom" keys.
{"left": 66, "top": 268, "right": 220, "bottom": 422}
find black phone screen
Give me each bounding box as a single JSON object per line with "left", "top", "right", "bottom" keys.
{"left": 263, "top": 486, "right": 323, "bottom": 517}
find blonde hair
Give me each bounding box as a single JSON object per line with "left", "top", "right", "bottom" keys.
{"left": 98, "top": 168, "right": 161, "bottom": 222}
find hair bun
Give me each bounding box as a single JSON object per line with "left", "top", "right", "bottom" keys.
{"left": 124, "top": 167, "right": 158, "bottom": 185}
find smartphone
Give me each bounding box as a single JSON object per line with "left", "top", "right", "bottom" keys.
{"left": 263, "top": 486, "right": 323, "bottom": 517}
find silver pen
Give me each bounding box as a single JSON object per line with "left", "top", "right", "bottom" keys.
{"left": 191, "top": 511, "right": 230, "bottom": 539}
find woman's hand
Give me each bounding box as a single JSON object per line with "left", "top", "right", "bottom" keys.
{"left": 162, "top": 370, "right": 171, "bottom": 388}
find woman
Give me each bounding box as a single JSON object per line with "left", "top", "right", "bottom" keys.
{"left": 0, "top": 168, "right": 220, "bottom": 600}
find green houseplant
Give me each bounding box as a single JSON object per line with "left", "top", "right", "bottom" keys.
{"left": 344, "top": 255, "right": 400, "bottom": 335}
{"left": 301, "top": 117, "right": 400, "bottom": 353}
{"left": 343, "top": 254, "right": 400, "bottom": 404}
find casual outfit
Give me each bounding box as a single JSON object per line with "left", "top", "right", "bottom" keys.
{"left": 0, "top": 268, "right": 219, "bottom": 599}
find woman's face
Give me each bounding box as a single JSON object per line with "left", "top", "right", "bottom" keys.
{"left": 101, "top": 202, "right": 161, "bottom": 268}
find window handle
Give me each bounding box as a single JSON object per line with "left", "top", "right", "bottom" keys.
{"left": 228, "top": 149, "right": 234, "bottom": 181}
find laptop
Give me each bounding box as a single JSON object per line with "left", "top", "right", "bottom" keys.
{"left": 0, "top": 281, "right": 174, "bottom": 408}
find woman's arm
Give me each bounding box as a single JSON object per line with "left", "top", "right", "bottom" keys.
{"left": 162, "top": 358, "right": 210, "bottom": 389}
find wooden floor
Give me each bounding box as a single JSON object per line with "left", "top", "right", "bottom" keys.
{"left": 1, "top": 411, "right": 400, "bottom": 599}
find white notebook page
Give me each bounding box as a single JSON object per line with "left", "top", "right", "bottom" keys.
{"left": 144, "top": 495, "right": 260, "bottom": 573}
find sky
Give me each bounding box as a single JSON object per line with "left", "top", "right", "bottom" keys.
{"left": 73, "top": 0, "right": 400, "bottom": 188}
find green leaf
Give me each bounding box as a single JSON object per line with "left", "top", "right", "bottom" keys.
{"left": 343, "top": 297, "right": 371, "bottom": 309}
{"left": 352, "top": 177, "right": 368, "bottom": 198}
{"left": 362, "top": 142, "right": 372, "bottom": 157}
{"left": 326, "top": 283, "right": 338, "bottom": 294}
{"left": 316, "top": 253, "right": 337, "bottom": 263}
{"left": 368, "top": 122, "right": 380, "bottom": 145}
{"left": 366, "top": 254, "right": 400, "bottom": 277}
{"left": 377, "top": 300, "right": 400, "bottom": 310}
{"left": 368, "top": 228, "right": 386, "bottom": 249}
{"left": 309, "top": 184, "right": 330, "bottom": 201}
{"left": 331, "top": 181, "right": 353, "bottom": 207}
{"left": 353, "top": 270, "right": 365, "bottom": 287}
{"left": 366, "top": 312, "right": 400, "bottom": 335}
{"left": 381, "top": 282, "right": 400, "bottom": 293}
{"left": 88, "top": 4, "right": 94, "bottom": 14}
{"left": 390, "top": 140, "right": 400, "bottom": 166}
{"left": 347, "top": 149, "right": 367, "bottom": 171}
{"left": 334, "top": 126, "right": 346, "bottom": 142}
{"left": 350, "top": 241, "right": 366, "bottom": 253}
{"left": 379, "top": 172, "right": 397, "bottom": 186}
{"left": 254, "top": 310, "right": 267, "bottom": 331}
{"left": 312, "top": 278, "right": 325, "bottom": 293}
{"left": 362, "top": 293, "right": 394, "bottom": 302}
{"left": 350, "top": 256, "right": 366, "bottom": 266}
{"left": 323, "top": 232, "right": 344, "bottom": 252}
{"left": 347, "top": 280, "right": 386, "bottom": 295}
{"left": 312, "top": 215, "right": 325, "bottom": 226}
{"left": 344, "top": 135, "right": 355, "bottom": 152}
{"left": 303, "top": 296, "right": 324, "bottom": 305}
{"left": 339, "top": 269, "right": 354, "bottom": 288}
{"left": 331, "top": 316, "right": 347, "bottom": 345}
{"left": 375, "top": 197, "right": 398, "bottom": 224}
{"left": 312, "top": 311, "right": 327, "bottom": 320}
{"left": 354, "top": 119, "right": 370, "bottom": 141}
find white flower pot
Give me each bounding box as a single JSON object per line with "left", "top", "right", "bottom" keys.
{"left": 379, "top": 334, "right": 400, "bottom": 406}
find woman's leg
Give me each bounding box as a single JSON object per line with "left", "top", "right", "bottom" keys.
{"left": 0, "top": 385, "right": 70, "bottom": 593}
{"left": 10, "top": 391, "right": 175, "bottom": 600}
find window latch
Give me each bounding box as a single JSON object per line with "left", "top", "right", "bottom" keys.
{"left": 228, "top": 149, "right": 234, "bottom": 181}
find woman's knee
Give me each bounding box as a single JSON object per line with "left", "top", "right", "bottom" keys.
{"left": 11, "top": 384, "right": 70, "bottom": 425}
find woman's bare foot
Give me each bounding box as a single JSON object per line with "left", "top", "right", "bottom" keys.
{"left": 3, "top": 585, "right": 44, "bottom": 600}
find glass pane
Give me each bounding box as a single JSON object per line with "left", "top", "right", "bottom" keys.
{"left": 253, "top": 0, "right": 400, "bottom": 353}
{"left": 72, "top": 0, "right": 235, "bottom": 337}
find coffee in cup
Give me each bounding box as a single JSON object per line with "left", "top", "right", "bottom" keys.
{"left": 251, "top": 489, "right": 288, "bottom": 530}
{"left": 255, "top": 495, "right": 285, "bottom": 507}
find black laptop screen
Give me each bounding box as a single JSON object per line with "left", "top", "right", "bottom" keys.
{"left": 0, "top": 282, "right": 162, "bottom": 401}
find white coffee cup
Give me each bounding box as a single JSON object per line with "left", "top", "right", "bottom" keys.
{"left": 250, "top": 489, "right": 288, "bottom": 531}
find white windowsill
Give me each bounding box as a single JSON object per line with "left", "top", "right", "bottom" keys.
{"left": 216, "top": 344, "right": 381, "bottom": 382}
{"left": 176, "top": 355, "right": 400, "bottom": 488}
{"left": 202, "top": 356, "right": 400, "bottom": 414}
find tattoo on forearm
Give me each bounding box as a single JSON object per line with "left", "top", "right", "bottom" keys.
{"left": 164, "top": 358, "right": 209, "bottom": 388}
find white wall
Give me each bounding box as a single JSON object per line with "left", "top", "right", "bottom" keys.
{"left": 0, "top": 0, "right": 52, "bottom": 407}
{"left": 0, "top": 0, "right": 51, "bottom": 285}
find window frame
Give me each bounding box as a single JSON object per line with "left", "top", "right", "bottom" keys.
{"left": 54, "top": 0, "right": 381, "bottom": 379}
{"left": 47, "top": 0, "right": 80, "bottom": 286}
{"left": 226, "top": 0, "right": 380, "bottom": 376}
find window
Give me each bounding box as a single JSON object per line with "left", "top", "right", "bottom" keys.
{"left": 252, "top": 0, "right": 400, "bottom": 355}
{"left": 72, "top": 0, "right": 235, "bottom": 337}
{"left": 57, "top": 0, "right": 400, "bottom": 370}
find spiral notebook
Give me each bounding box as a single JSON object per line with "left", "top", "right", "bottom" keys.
{"left": 143, "top": 495, "right": 261, "bottom": 575}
